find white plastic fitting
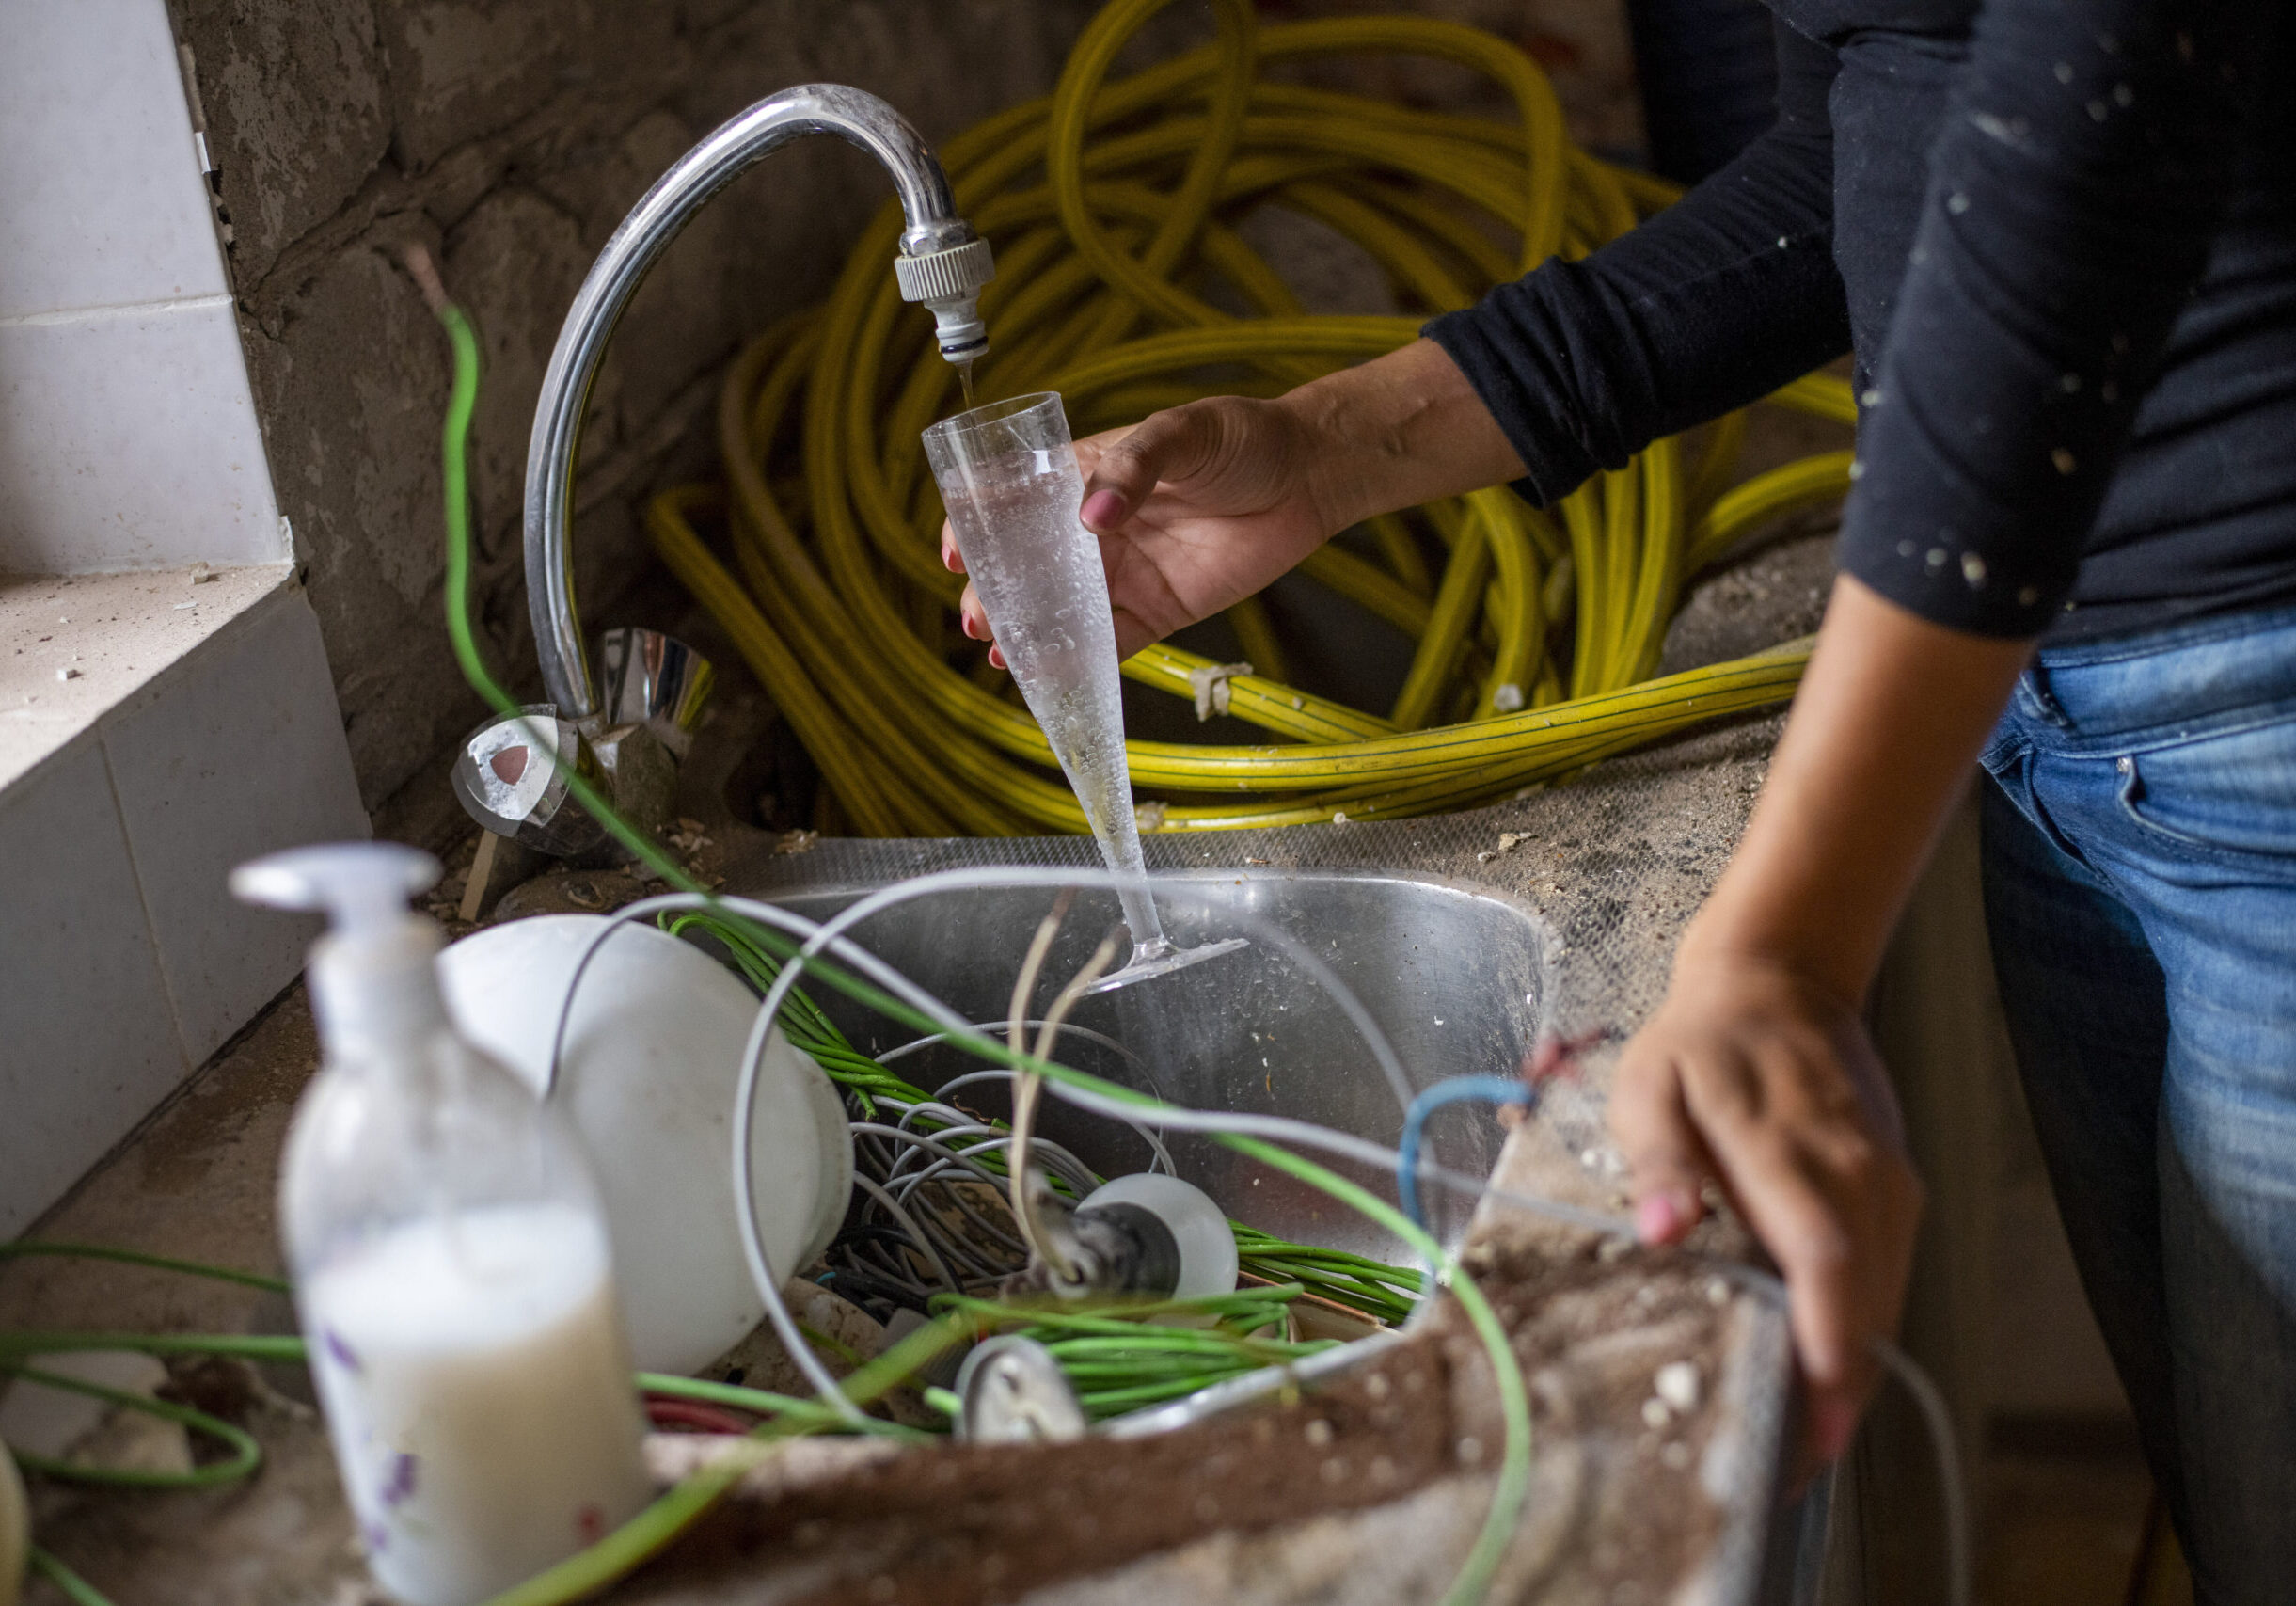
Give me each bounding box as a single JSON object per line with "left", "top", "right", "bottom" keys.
{"left": 1080, "top": 1172, "right": 1239, "bottom": 1301}
{"left": 895, "top": 235, "right": 995, "bottom": 359}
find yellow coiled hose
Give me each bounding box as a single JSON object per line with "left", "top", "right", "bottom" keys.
{"left": 645, "top": 0, "right": 1855, "bottom": 837}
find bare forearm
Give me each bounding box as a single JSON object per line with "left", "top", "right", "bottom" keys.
{"left": 1683, "top": 575, "right": 2035, "bottom": 1003}
{"left": 1279, "top": 339, "right": 1528, "bottom": 534}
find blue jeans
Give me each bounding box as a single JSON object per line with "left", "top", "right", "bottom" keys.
{"left": 1981, "top": 603, "right": 2296, "bottom": 1601}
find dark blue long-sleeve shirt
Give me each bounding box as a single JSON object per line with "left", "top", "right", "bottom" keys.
{"left": 1426, "top": 0, "right": 2296, "bottom": 641}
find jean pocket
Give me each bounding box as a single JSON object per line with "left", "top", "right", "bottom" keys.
{"left": 2115, "top": 714, "right": 2296, "bottom": 862}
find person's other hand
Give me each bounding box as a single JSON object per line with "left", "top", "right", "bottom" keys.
{"left": 1609, "top": 948, "right": 1923, "bottom": 1475}
{"left": 944, "top": 394, "right": 1339, "bottom": 668}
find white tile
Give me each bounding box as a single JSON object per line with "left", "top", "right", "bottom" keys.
{"left": 0, "top": 565, "right": 292, "bottom": 792}
{"left": 0, "top": 0, "right": 227, "bottom": 323}
{"left": 0, "top": 734, "right": 188, "bottom": 1238}
{"left": 103, "top": 584, "right": 369, "bottom": 1064}
{"left": 0, "top": 299, "right": 286, "bottom": 574}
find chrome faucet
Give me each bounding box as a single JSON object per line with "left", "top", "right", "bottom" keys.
{"left": 521, "top": 84, "right": 994, "bottom": 719}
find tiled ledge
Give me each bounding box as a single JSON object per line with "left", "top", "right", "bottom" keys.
{"left": 0, "top": 564, "right": 366, "bottom": 1236}
{"left": 2, "top": 564, "right": 290, "bottom": 789}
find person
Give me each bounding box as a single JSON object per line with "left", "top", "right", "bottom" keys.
{"left": 946, "top": 0, "right": 2294, "bottom": 1589}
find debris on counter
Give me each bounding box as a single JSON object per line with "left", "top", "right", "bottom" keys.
{"left": 1655, "top": 1360, "right": 1702, "bottom": 1413}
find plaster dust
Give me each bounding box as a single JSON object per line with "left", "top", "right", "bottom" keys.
{"left": 0, "top": 564, "right": 291, "bottom": 790}
{"left": 597, "top": 1247, "right": 1750, "bottom": 1606}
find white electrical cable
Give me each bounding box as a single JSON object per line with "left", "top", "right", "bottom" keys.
{"left": 791, "top": 868, "right": 1421, "bottom": 1119}
{"left": 1692, "top": 1260, "right": 1970, "bottom": 1606}
{"left": 889, "top": 1020, "right": 1178, "bottom": 1174}
{"left": 550, "top": 882, "right": 1968, "bottom": 1603}
{"left": 1873, "top": 1337, "right": 1971, "bottom": 1606}
{"left": 928, "top": 1069, "right": 1176, "bottom": 1174}
{"left": 886, "top": 1022, "right": 1175, "bottom": 1173}
{"left": 875, "top": 1121, "right": 1098, "bottom": 1197}
{"left": 848, "top": 1173, "right": 963, "bottom": 1295}
{"left": 552, "top": 883, "right": 1619, "bottom": 1388}
{"left": 844, "top": 1122, "right": 1037, "bottom": 1276}
{"left": 848, "top": 1122, "right": 1023, "bottom": 1190}
{"left": 881, "top": 1019, "right": 1150, "bottom": 1077}
{"left": 891, "top": 1098, "right": 991, "bottom": 1133}
{"left": 714, "top": 874, "right": 1639, "bottom": 1241}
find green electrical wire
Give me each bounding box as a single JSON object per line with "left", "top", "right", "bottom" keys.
{"left": 27, "top": 1545, "right": 116, "bottom": 1606}
{"left": 437, "top": 293, "right": 1538, "bottom": 1605}
{"left": 0, "top": 1331, "right": 306, "bottom": 1366}
{"left": 0, "top": 1242, "right": 289, "bottom": 1296}
{"left": 930, "top": 1286, "right": 1338, "bottom": 1419}
{"left": 435, "top": 304, "right": 699, "bottom": 895}
{"left": 476, "top": 1312, "right": 970, "bottom": 1606}
{"left": 0, "top": 287, "right": 1537, "bottom": 1606}
{"left": 1223, "top": 1137, "right": 1530, "bottom": 1606}
{"left": 0, "top": 1364, "right": 261, "bottom": 1490}
{"left": 691, "top": 918, "right": 1535, "bottom": 1606}
{"left": 664, "top": 904, "right": 1427, "bottom": 1321}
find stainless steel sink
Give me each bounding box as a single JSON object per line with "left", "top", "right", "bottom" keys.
{"left": 760, "top": 869, "right": 1555, "bottom": 1266}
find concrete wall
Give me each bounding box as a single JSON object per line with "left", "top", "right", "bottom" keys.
{"left": 166, "top": 0, "right": 1109, "bottom": 827}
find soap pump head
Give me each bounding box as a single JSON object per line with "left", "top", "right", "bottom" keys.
{"left": 232, "top": 842, "right": 447, "bottom": 1061}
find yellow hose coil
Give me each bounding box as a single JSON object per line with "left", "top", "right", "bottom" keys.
{"left": 645, "top": 0, "right": 1852, "bottom": 837}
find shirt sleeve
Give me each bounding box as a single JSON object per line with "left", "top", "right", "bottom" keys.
{"left": 1422, "top": 23, "right": 1851, "bottom": 508}
{"left": 1835, "top": 0, "right": 2273, "bottom": 636}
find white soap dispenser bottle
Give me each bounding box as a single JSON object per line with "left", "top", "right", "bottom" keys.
{"left": 234, "top": 844, "right": 651, "bottom": 1606}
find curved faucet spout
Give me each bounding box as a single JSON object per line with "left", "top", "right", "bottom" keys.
{"left": 522, "top": 84, "right": 993, "bottom": 719}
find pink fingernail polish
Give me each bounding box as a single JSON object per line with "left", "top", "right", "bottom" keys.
{"left": 1636, "top": 1194, "right": 1679, "bottom": 1243}
{"left": 1081, "top": 491, "right": 1125, "bottom": 527}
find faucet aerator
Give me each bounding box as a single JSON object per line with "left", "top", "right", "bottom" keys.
{"left": 933, "top": 313, "right": 990, "bottom": 363}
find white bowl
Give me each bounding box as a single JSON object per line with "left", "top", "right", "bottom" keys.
{"left": 437, "top": 914, "right": 851, "bottom": 1375}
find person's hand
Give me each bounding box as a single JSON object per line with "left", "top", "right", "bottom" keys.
{"left": 944, "top": 394, "right": 1338, "bottom": 667}
{"left": 1609, "top": 946, "right": 1923, "bottom": 1474}
{"left": 1605, "top": 579, "right": 2028, "bottom": 1475}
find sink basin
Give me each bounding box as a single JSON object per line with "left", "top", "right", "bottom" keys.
{"left": 756, "top": 869, "right": 1555, "bottom": 1267}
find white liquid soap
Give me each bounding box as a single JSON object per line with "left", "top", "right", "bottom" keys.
{"left": 304, "top": 1205, "right": 650, "bottom": 1606}
{"left": 234, "top": 843, "right": 650, "bottom": 1606}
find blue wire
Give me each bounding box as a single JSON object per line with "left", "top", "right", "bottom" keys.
{"left": 1398, "top": 1075, "right": 1537, "bottom": 1230}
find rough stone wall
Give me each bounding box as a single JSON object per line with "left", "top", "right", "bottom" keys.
{"left": 169, "top": 0, "right": 1107, "bottom": 822}
{"left": 170, "top": 0, "right": 1639, "bottom": 829}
